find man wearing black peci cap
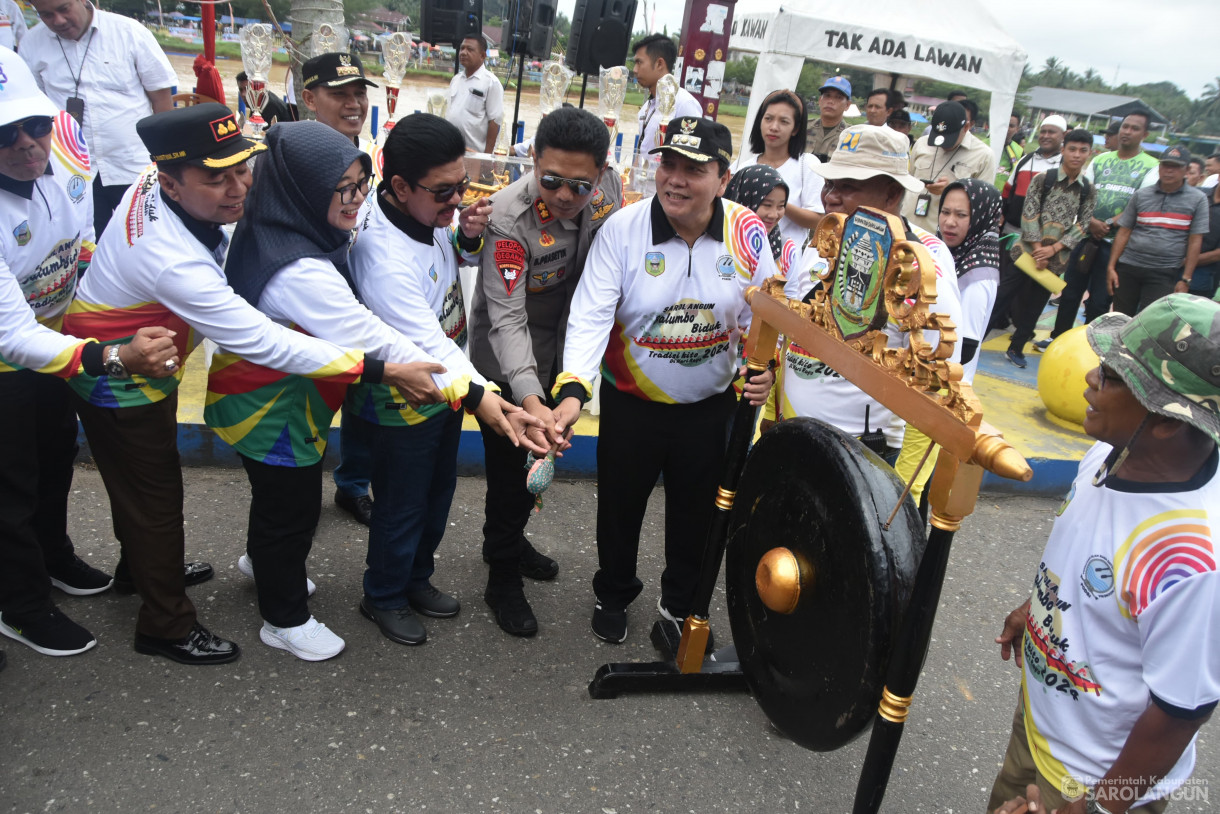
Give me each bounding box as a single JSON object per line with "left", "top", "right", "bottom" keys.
{"left": 301, "top": 52, "right": 378, "bottom": 144}
{"left": 552, "top": 117, "right": 777, "bottom": 644}
{"left": 62, "top": 103, "right": 427, "bottom": 664}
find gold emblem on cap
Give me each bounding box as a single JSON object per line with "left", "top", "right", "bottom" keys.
{"left": 339, "top": 54, "right": 352, "bottom": 67}
{"left": 680, "top": 118, "right": 698, "bottom": 134}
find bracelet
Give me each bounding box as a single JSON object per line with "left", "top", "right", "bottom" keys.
{"left": 1180, "top": 276, "right": 1192, "bottom": 284}
{"left": 1085, "top": 787, "right": 1117, "bottom": 814}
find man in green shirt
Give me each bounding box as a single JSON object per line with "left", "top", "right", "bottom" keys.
{"left": 1047, "top": 110, "right": 1159, "bottom": 342}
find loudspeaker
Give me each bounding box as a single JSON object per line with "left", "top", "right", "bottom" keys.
{"left": 499, "top": 0, "right": 531, "bottom": 56}
{"left": 565, "top": 0, "right": 637, "bottom": 75}
{"left": 420, "top": 0, "right": 483, "bottom": 47}
{"left": 526, "top": 0, "right": 555, "bottom": 59}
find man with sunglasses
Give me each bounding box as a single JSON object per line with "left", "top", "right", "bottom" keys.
{"left": 990, "top": 294, "right": 1220, "bottom": 814}
{"left": 0, "top": 48, "right": 179, "bottom": 660}
{"left": 552, "top": 117, "right": 776, "bottom": 644}
{"left": 61, "top": 105, "right": 449, "bottom": 664}
{"left": 468, "top": 106, "right": 622, "bottom": 637}
{"left": 346, "top": 113, "right": 542, "bottom": 646}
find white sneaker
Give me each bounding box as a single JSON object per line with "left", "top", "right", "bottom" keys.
{"left": 656, "top": 597, "right": 683, "bottom": 625}
{"left": 259, "top": 617, "right": 345, "bottom": 661}
{"left": 238, "top": 554, "right": 316, "bottom": 597}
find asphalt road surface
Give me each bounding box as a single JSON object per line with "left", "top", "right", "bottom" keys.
{"left": 3, "top": 466, "right": 1216, "bottom": 813}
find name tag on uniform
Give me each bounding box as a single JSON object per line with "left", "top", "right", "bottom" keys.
{"left": 471, "top": 89, "right": 485, "bottom": 98}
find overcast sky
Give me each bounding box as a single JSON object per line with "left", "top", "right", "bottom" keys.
{"left": 555, "top": 0, "right": 1216, "bottom": 99}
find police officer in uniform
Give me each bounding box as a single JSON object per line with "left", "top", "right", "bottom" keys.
{"left": 469, "top": 107, "right": 622, "bottom": 636}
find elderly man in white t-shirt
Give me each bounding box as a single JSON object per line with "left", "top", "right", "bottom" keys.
{"left": 445, "top": 35, "right": 503, "bottom": 154}
{"left": 21, "top": 0, "right": 176, "bottom": 236}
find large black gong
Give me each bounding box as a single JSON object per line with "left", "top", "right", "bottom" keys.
{"left": 726, "top": 417, "right": 926, "bottom": 752}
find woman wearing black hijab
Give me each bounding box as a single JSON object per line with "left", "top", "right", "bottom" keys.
{"left": 724, "top": 163, "right": 799, "bottom": 275}
{"left": 938, "top": 178, "right": 1002, "bottom": 383}
{"left": 209, "top": 121, "right": 535, "bottom": 661}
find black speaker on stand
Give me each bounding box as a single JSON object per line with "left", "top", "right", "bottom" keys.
{"left": 565, "top": 0, "right": 637, "bottom": 78}
{"left": 420, "top": 0, "right": 484, "bottom": 47}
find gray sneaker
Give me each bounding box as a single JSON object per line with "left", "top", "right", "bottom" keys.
{"left": 359, "top": 597, "right": 426, "bottom": 645}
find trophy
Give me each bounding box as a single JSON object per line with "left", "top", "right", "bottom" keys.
{"left": 311, "top": 22, "right": 347, "bottom": 57}
{"left": 426, "top": 91, "right": 448, "bottom": 118}
{"left": 239, "top": 23, "right": 274, "bottom": 136}
{"left": 654, "top": 73, "right": 679, "bottom": 149}
{"left": 380, "top": 32, "right": 411, "bottom": 136}
{"left": 539, "top": 61, "right": 573, "bottom": 118}
{"left": 598, "top": 65, "right": 628, "bottom": 157}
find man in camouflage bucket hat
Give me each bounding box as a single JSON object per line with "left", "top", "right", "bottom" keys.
{"left": 989, "top": 297, "right": 1220, "bottom": 814}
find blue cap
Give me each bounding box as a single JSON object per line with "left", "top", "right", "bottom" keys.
{"left": 819, "top": 76, "right": 852, "bottom": 98}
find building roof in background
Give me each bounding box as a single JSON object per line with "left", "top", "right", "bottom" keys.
{"left": 1024, "top": 86, "right": 1167, "bottom": 125}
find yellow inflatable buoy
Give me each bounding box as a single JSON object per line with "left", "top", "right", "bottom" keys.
{"left": 1036, "top": 324, "right": 1099, "bottom": 426}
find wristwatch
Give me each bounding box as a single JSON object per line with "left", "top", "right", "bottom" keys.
{"left": 1085, "top": 787, "right": 1117, "bottom": 814}
{"left": 104, "top": 344, "right": 131, "bottom": 379}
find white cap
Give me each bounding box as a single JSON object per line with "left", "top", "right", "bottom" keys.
{"left": 1041, "top": 115, "right": 1068, "bottom": 132}
{"left": 0, "top": 46, "right": 58, "bottom": 127}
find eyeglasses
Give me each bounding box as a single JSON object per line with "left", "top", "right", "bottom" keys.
{"left": 417, "top": 175, "right": 471, "bottom": 203}
{"left": 1096, "top": 365, "right": 1125, "bottom": 391}
{"left": 0, "top": 116, "right": 54, "bottom": 149}
{"left": 538, "top": 174, "right": 595, "bottom": 196}
{"left": 334, "top": 174, "right": 370, "bottom": 205}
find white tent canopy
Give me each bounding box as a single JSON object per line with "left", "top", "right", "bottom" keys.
{"left": 733, "top": 0, "right": 1026, "bottom": 162}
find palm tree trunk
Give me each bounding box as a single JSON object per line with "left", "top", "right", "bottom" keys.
{"left": 287, "top": 0, "right": 345, "bottom": 112}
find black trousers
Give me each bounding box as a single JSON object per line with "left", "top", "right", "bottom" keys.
{"left": 1007, "top": 274, "right": 1054, "bottom": 353}
{"left": 239, "top": 455, "right": 323, "bottom": 628}
{"left": 476, "top": 381, "right": 538, "bottom": 588}
{"left": 92, "top": 175, "right": 129, "bottom": 241}
{"left": 1052, "top": 240, "right": 1113, "bottom": 338}
{"left": 593, "top": 385, "right": 736, "bottom": 618}
{"left": 1112, "top": 262, "right": 1181, "bottom": 317}
{"left": 74, "top": 392, "right": 195, "bottom": 639}
{"left": 0, "top": 371, "right": 79, "bottom": 618}
{"left": 987, "top": 245, "right": 1023, "bottom": 333}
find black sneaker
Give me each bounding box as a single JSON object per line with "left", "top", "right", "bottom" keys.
{"left": 519, "top": 540, "right": 559, "bottom": 581}
{"left": 335, "top": 490, "right": 373, "bottom": 526}
{"left": 484, "top": 584, "right": 538, "bottom": 637}
{"left": 482, "top": 538, "right": 560, "bottom": 581}
{"left": 47, "top": 555, "right": 113, "bottom": 596}
{"left": 657, "top": 600, "right": 715, "bottom": 653}
{"left": 591, "top": 602, "right": 627, "bottom": 643}
{"left": 407, "top": 583, "right": 460, "bottom": 618}
{"left": 359, "top": 597, "right": 426, "bottom": 645}
{"left": 0, "top": 609, "right": 96, "bottom": 656}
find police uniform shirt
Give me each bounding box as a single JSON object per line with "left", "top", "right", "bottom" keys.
{"left": 21, "top": 7, "right": 177, "bottom": 185}
{"left": 555, "top": 195, "right": 778, "bottom": 405}
{"left": 636, "top": 87, "right": 703, "bottom": 157}
{"left": 469, "top": 169, "right": 622, "bottom": 404}
{"left": 0, "top": 112, "right": 99, "bottom": 377}
{"left": 446, "top": 63, "right": 504, "bottom": 153}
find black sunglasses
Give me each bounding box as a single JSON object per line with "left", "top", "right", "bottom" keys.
{"left": 0, "top": 116, "right": 54, "bottom": 149}
{"left": 1096, "top": 365, "right": 1125, "bottom": 391}
{"left": 538, "top": 174, "right": 595, "bottom": 196}
{"left": 417, "top": 175, "right": 471, "bottom": 203}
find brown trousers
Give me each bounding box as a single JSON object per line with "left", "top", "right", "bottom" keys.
{"left": 74, "top": 392, "right": 196, "bottom": 639}
{"left": 987, "top": 692, "right": 1169, "bottom": 813}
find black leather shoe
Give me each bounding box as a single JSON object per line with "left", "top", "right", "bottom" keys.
{"left": 134, "top": 622, "right": 240, "bottom": 665}
{"left": 113, "top": 561, "right": 215, "bottom": 595}
{"left": 407, "top": 584, "right": 460, "bottom": 618}
{"left": 482, "top": 538, "right": 559, "bottom": 581}
{"left": 484, "top": 584, "right": 538, "bottom": 637}
{"left": 334, "top": 490, "right": 373, "bottom": 526}
{"left": 360, "top": 597, "right": 426, "bottom": 645}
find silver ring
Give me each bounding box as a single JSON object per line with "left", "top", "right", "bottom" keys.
{"left": 165, "top": 359, "right": 177, "bottom": 370}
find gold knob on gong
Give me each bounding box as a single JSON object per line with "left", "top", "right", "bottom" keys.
{"left": 755, "top": 547, "right": 807, "bottom": 614}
